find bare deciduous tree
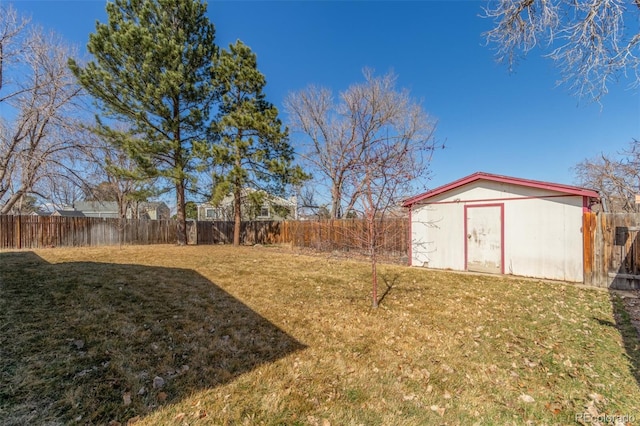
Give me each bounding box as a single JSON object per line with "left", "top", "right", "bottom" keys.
{"left": 483, "top": 0, "right": 640, "bottom": 100}
{"left": 347, "top": 103, "right": 438, "bottom": 307}
{"left": 45, "top": 176, "right": 85, "bottom": 208}
{"left": 285, "top": 84, "right": 352, "bottom": 219}
{"left": 285, "top": 68, "right": 438, "bottom": 220}
{"left": 287, "top": 69, "right": 440, "bottom": 307}
{"left": 82, "top": 123, "right": 161, "bottom": 218}
{"left": 0, "top": 6, "right": 86, "bottom": 214}
{"left": 574, "top": 139, "right": 640, "bottom": 212}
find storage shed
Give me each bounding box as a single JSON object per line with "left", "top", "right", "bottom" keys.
{"left": 402, "top": 172, "right": 600, "bottom": 282}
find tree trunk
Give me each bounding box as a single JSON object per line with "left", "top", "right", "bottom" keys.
{"left": 176, "top": 179, "right": 187, "bottom": 245}
{"left": 233, "top": 183, "right": 242, "bottom": 246}
{"left": 371, "top": 252, "right": 378, "bottom": 308}
{"left": 173, "top": 97, "right": 187, "bottom": 246}
{"left": 0, "top": 191, "right": 24, "bottom": 215}
{"left": 368, "top": 214, "right": 378, "bottom": 308}
{"left": 331, "top": 183, "right": 341, "bottom": 219}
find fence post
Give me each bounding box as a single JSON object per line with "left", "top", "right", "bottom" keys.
{"left": 583, "top": 212, "right": 594, "bottom": 286}
{"left": 16, "top": 215, "right": 22, "bottom": 249}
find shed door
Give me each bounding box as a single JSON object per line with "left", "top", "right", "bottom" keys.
{"left": 465, "top": 204, "right": 503, "bottom": 274}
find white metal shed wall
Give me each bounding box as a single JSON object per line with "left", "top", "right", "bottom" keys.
{"left": 410, "top": 180, "right": 585, "bottom": 282}
{"left": 411, "top": 202, "right": 465, "bottom": 270}
{"left": 503, "top": 195, "right": 583, "bottom": 281}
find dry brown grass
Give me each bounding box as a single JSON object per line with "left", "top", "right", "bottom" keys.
{"left": 1, "top": 245, "right": 639, "bottom": 425}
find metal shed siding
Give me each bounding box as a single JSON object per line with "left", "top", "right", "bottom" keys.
{"left": 409, "top": 180, "right": 586, "bottom": 282}
{"left": 411, "top": 202, "right": 465, "bottom": 270}
{"left": 502, "top": 195, "right": 584, "bottom": 282}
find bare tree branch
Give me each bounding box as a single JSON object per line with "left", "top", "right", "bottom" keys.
{"left": 286, "top": 68, "right": 439, "bottom": 220}
{"left": 0, "top": 5, "right": 29, "bottom": 94}
{"left": 0, "top": 10, "right": 88, "bottom": 214}
{"left": 484, "top": 0, "right": 640, "bottom": 101}
{"left": 573, "top": 139, "right": 640, "bottom": 212}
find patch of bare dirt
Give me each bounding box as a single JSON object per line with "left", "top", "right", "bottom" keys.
{"left": 617, "top": 290, "right": 640, "bottom": 339}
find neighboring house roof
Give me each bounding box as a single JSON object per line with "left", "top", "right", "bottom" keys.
{"left": 74, "top": 201, "right": 120, "bottom": 218}
{"left": 54, "top": 209, "right": 86, "bottom": 217}
{"left": 198, "top": 188, "right": 297, "bottom": 221}
{"left": 135, "top": 201, "right": 170, "bottom": 213}
{"left": 28, "top": 210, "right": 44, "bottom": 216}
{"left": 235, "top": 188, "right": 294, "bottom": 206}
{"left": 200, "top": 188, "right": 296, "bottom": 209}
{"left": 138, "top": 201, "right": 168, "bottom": 209}
{"left": 402, "top": 171, "right": 600, "bottom": 207}
{"left": 133, "top": 201, "right": 170, "bottom": 220}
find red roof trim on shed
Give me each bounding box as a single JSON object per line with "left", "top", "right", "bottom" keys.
{"left": 402, "top": 172, "right": 600, "bottom": 207}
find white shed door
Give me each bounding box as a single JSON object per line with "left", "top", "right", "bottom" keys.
{"left": 466, "top": 205, "right": 503, "bottom": 274}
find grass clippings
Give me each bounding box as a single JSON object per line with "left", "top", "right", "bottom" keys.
{"left": 1, "top": 245, "right": 639, "bottom": 425}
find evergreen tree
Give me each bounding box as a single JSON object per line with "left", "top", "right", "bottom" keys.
{"left": 69, "top": 0, "right": 218, "bottom": 245}
{"left": 208, "top": 41, "right": 307, "bottom": 246}
{"left": 185, "top": 200, "right": 198, "bottom": 220}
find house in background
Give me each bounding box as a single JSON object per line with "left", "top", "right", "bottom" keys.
{"left": 131, "top": 202, "right": 171, "bottom": 220}
{"left": 51, "top": 209, "right": 86, "bottom": 217}
{"left": 198, "top": 188, "right": 297, "bottom": 221}
{"left": 403, "top": 172, "right": 600, "bottom": 283}
{"left": 50, "top": 201, "right": 170, "bottom": 220}
{"left": 73, "top": 201, "right": 120, "bottom": 218}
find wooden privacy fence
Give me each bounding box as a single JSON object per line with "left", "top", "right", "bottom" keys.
{"left": 1, "top": 216, "right": 409, "bottom": 255}
{"left": 195, "top": 220, "right": 285, "bottom": 245}
{"left": 583, "top": 212, "right": 640, "bottom": 290}
{"left": 195, "top": 218, "right": 409, "bottom": 255}
{"left": 0, "top": 215, "right": 177, "bottom": 249}
{"left": 286, "top": 219, "right": 408, "bottom": 255}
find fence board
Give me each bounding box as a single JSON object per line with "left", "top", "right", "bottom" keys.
{"left": 583, "top": 212, "right": 595, "bottom": 285}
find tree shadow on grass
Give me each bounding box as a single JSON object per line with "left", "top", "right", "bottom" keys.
{"left": 605, "top": 225, "right": 640, "bottom": 390}
{"left": 377, "top": 273, "right": 400, "bottom": 306}
{"left": 607, "top": 293, "right": 640, "bottom": 388}
{"left": 0, "top": 251, "right": 305, "bottom": 425}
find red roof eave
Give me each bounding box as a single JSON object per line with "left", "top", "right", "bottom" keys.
{"left": 402, "top": 172, "right": 600, "bottom": 207}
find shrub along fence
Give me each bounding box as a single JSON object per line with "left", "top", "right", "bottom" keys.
{"left": 1, "top": 216, "right": 409, "bottom": 256}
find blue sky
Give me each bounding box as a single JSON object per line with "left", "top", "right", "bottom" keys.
{"left": 8, "top": 0, "right": 640, "bottom": 193}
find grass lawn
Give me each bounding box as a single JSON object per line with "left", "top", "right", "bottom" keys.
{"left": 1, "top": 245, "right": 639, "bottom": 425}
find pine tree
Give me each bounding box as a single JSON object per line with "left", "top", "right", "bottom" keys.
{"left": 69, "top": 0, "right": 218, "bottom": 245}
{"left": 208, "top": 40, "right": 307, "bottom": 246}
